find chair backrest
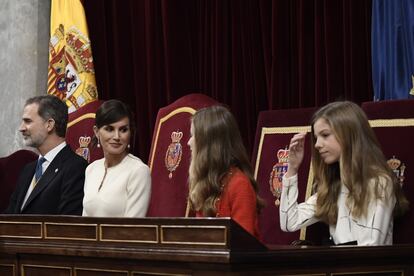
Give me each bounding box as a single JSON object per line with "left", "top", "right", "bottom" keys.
{"left": 0, "top": 149, "right": 38, "bottom": 212}
{"left": 146, "top": 93, "right": 218, "bottom": 217}
{"left": 361, "top": 99, "right": 414, "bottom": 244}
{"left": 251, "top": 107, "right": 329, "bottom": 245}
{"left": 66, "top": 100, "right": 104, "bottom": 163}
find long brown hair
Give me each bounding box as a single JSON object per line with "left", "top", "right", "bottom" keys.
{"left": 188, "top": 105, "right": 264, "bottom": 216}
{"left": 311, "top": 101, "right": 408, "bottom": 224}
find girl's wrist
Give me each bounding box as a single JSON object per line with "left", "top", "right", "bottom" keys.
{"left": 285, "top": 168, "right": 297, "bottom": 178}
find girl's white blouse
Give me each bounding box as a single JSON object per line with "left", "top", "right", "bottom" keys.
{"left": 280, "top": 174, "right": 395, "bottom": 245}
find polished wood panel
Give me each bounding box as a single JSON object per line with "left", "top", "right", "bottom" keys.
{"left": 0, "top": 215, "right": 413, "bottom": 275}
{"left": 74, "top": 268, "right": 128, "bottom": 276}
{"left": 44, "top": 222, "right": 97, "bottom": 241}
{"left": 0, "top": 264, "right": 15, "bottom": 276}
{"left": 0, "top": 221, "right": 42, "bottom": 239}
{"left": 100, "top": 224, "right": 158, "bottom": 243}
{"left": 160, "top": 225, "right": 227, "bottom": 245}
{"left": 21, "top": 264, "right": 71, "bottom": 276}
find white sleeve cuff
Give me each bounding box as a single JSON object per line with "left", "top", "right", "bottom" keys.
{"left": 282, "top": 174, "right": 298, "bottom": 187}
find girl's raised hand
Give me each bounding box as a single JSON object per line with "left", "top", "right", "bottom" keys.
{"left": 285, "top": 132, "right": 307, "bottom": 178}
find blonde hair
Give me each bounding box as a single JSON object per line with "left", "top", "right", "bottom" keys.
{"left": 311, "top": 101, "right": 408, "bottom": 224}
{"left": 188, "top": 105, "right": 263, "bottom": 216}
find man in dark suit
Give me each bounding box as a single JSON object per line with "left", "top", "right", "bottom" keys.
{"left": 4, "top": 95, "right": 87, "bottom": 215}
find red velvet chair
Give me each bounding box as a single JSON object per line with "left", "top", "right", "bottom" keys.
{"left": 0, "top": 150, "right": 38, "bottom": 212}
{"left": 362, "top": 99, "right": 414, "bottom": 244}
{"left": 66, "top": 100, "right": 104, "bottom": 163}
{"left": 251, "top": 107, "right": 329, "bottom": 245}
{"left": 146, "top": 94, "right": 218, "bottom": 217}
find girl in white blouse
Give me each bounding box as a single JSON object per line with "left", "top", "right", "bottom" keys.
{"left": 280, "top": 101, "right": 408, "bottom": 245}
{"left": 82, "top": 100, "right": 151, "bottom": 217}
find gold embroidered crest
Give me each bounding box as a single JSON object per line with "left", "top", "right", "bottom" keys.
{"left": 165, "top": 131, "right": 183, "bottom": 179}
{"left": 75, "top": 136, "right": 91, "bottom": 163}
{"left": 269, "top": 148, "right": 289, "bottom": 206}
{"left": 387, "top": 155, "right": 406, "bottom": 186}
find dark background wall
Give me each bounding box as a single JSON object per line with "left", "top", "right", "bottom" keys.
{"left": 83, "top": 0, "right": 373, "bottom": 162}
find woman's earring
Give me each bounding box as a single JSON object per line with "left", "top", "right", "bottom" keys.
{"left": 127, "top": 144, "right": 130, "bottom": 149}
{"left": 97, "top": 137, "right": 101, "bottom": 148}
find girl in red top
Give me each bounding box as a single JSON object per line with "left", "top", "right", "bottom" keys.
{"left": 187, "top": 105, "right": 264, "bottom": 240}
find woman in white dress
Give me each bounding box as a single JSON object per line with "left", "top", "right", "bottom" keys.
{"left": 280, "top": 101, "right": 408, "bottom": 245}
{"left": 82, "top": 100, "right": 151, "bottom": 217}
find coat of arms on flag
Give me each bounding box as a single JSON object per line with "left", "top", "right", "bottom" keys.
{"left": 48, "top": 0, "right": 98, "bottom": 113}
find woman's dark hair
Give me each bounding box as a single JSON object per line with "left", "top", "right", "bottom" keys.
{"left": 93, "top": 100, "right": 135, "bottom": 146}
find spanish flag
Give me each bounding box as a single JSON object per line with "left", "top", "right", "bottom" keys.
{"left": 48, "top": 0, "right": 98, "bottom": 113}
